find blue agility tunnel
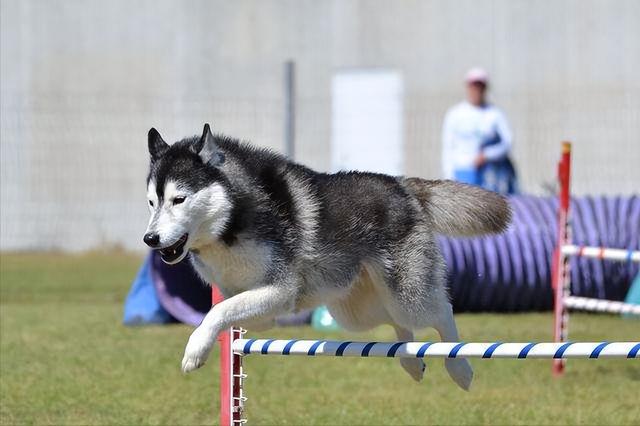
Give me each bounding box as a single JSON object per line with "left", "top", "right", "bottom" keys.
{"left": 440, "top": 195, "right": 639, "bottom": 311}
{"left": 124, "top": 195, "right": 639, "bottom": 325}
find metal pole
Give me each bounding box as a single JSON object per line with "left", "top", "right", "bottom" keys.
{"left": 552, "top": 142, "right": 572, "bottom": 376}
{"left": 560, "top": 245, "right": 640, "bottom": 262}
{"left": 234, "top": 339, "right": 640, "bottom": 359}
{"left": 564, "top": 296, "right": 640, "bottom": 315}
{"left": 214, "top": 288, "right": 232, "bottom": 426}
{"left": 284, "top": 60, "right": 296, "bottom": 159}
{"left": 214, "top": 286, "right": 245, "bottom": 426}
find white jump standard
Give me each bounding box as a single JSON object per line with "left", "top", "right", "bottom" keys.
{"left": 551, "top": 142, "right": 640, "bottom": 376}
{"left": 235, "top": 339, "right": 640, "bottom": 359}
{"left": 560, "top": 245, "right": 640, "bottom": 263}
{"left": 558, "top": 245, "right": 640, "bottom": 315}
{"left": 564, "top": 296, "right": 640, "bottom": 315}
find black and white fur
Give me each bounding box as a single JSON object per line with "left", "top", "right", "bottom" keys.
{"left": 143, "top": 124, "right": 512, "bottom": 390}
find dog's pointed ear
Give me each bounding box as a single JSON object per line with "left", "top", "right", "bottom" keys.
{"left": 148, "top": 128, "right": 169, "bottom": 160}
{"left": 194, "top": 123, "right": 225, "bottom": 166}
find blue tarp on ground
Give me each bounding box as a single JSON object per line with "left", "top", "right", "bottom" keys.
{"left": 123, "top": 253, "right": 173, "bottom": 325}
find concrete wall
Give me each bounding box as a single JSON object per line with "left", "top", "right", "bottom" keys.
{"left": 2, "top": 0, "right": 639, "bottom": 251}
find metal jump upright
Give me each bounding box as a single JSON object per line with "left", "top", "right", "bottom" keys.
{"left": 551, "top": 142, "right": 640, "bottom": 376}
{"left": 552, "top": 141, "right": 572, "bottom": 376}
{"left": 213, "top": 288, "right": 245, "bottom": 425}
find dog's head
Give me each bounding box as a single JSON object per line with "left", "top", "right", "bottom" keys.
{"left": 143, "top": 123, "right": 231, "bottom": 264}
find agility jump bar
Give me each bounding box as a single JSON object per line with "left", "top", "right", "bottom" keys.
{"left": 561, "top": 245, "right": 640, "bottom": 262}
{"left": 233, "top": 339, "right": 640, "bottom": 359}
{"left": 564, "top": 296, "right": 640, "bottom": 315}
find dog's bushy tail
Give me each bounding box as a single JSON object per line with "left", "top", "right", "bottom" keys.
{"left": 403, "top": 178, "right": 511, "bottom": 237}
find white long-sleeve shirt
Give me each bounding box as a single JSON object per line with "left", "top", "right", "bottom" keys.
{"left": 441, "top": 101, "right": 513, "bottom": 179}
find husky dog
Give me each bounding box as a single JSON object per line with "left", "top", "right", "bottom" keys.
{"left": 143, "top": 124, "right": 511, "bottom": 390}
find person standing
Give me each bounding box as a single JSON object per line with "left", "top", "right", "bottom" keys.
{"left": 441, "top": 67, "right": 518, "bottom": 194}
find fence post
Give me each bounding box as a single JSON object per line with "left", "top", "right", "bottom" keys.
{"left": 284, "top": 60, "right": 296, "bottom": 159}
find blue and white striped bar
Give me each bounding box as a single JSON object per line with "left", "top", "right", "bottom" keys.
{"left": 233, "top": 339, "right": 640, "bottom": 359}
{"left": 561, "top": 245, "right": 640, "bottom": 262}
{"left": 564, "top": 296, "right": 640, "bottom": 315}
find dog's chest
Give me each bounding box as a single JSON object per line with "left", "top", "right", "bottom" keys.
{"left": 189, "top": 240, "right": 270, "bottom": 295}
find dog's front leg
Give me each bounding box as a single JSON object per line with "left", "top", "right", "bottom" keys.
{"left": 181, "top": 283, "right": 296, "bottom": 373}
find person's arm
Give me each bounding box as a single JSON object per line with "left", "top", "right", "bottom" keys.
{"left": 441, "top": 110, "right": 455, "bottom": 179}
{"left": 482, "top": 109, "right": 512, "bottom": 161}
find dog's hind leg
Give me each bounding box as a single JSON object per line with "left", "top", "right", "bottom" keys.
{"left": 374, "top": 236, "right": 473, "bottom": 390}
{"left": 433, "top": 303, "right": 474, "bottom": 391}
{"left": 393, "top": 325, "right": 426, "bottom": 382}
{"left": 382, "top": 281, "right": 473, "bottom": 390}
{"left": 384, "top": 287, "right": 473, "bottom": 389}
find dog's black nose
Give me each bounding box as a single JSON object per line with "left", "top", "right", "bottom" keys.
{"left": 143, "top": 232, "right": 160, "bottom": 247}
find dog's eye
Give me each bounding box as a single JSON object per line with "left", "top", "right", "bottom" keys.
{"left": 173, "top": 196, "right": 186, "bottom": 205}
{"left": 148, "top": 200, "right": 154, "bottom": 207}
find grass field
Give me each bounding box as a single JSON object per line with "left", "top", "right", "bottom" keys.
{"left": 1, "top": 252, "right": 639, "bottom": 425}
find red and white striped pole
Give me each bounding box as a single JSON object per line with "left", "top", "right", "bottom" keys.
{"left": 552, "top": 141, "right": 572, "bottom": 376}
{"left": 213, "top": 288, "right": 244, "bottom": 425}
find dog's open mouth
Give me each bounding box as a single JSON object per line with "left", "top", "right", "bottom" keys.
{"left": 158, "top": 233, "right": 188, "bottom": 263}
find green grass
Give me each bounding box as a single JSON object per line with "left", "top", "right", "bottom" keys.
{"left": 1, "top": 252, "right": 639, "bottom": 425}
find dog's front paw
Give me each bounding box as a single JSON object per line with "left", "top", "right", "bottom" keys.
{"left": 181, "top": 327, "right": 214, "bottom": 373}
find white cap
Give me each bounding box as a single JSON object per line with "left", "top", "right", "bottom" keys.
{"left": 465, "top": 67, "right": 489, "bottom": 84}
